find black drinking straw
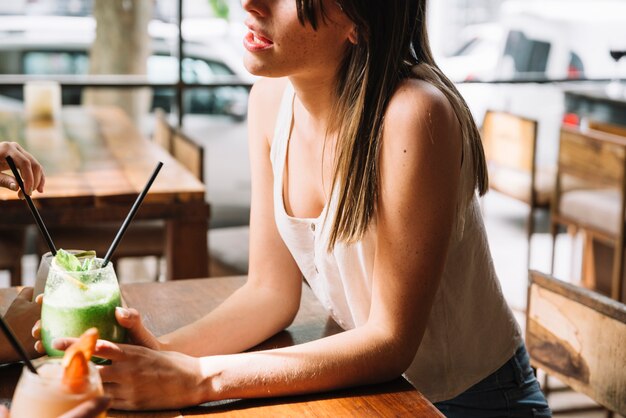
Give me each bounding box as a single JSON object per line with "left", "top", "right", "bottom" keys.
{"left": 102, "top": 161, "right": 164, "bottom": 268}
{"left": 5, "top": 156, "right": 57, "bottom": 256}
{"left": 0, "top": 315, "right": 38, "bottom": 374}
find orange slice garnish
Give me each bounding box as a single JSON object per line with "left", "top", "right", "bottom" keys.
{"left": 62, "top": 328, "right": 99, "bottom": 393}
{"left": 62, "top": 328, "right": 99, "bottom": 367}
{"left": 62, "top": 351, "right": 89, "bottom": 393}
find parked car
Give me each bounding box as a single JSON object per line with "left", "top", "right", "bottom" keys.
{"left": 0, "top": 16, "right": 253, "bottom": 120}
{"left": 438, "top": 0, "right": 626, "bottom": 167}
{"left": 437, "top": 23, "right": 504, "bottom": 83}
{"left": 439, "top": 0, "right": 626, "bottom": 84}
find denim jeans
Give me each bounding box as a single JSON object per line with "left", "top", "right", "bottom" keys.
{"left": 434, "top": 344, "right": 551, "bottom": 417}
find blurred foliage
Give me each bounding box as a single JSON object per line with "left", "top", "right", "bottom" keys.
{"left": 209, "top": 0, "right": 229, "bottom": 19}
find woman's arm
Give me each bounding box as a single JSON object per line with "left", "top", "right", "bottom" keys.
{"left": 194, "top": 79, "right": 464, "bottom": 400}
{"left": 151, "top": 78, "right": 305, "bottom": 357}
{"left": 68, "top": 80, "right": 465, "bottom": 410}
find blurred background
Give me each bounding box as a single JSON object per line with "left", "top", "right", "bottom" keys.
{"left": 1, "top": 0, "right": 626, "bottom": 415}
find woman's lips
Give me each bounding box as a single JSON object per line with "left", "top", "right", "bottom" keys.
{"left": 243, "top": 31, "right": 274, "bottom": 52}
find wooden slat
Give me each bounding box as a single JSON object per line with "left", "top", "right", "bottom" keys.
{"left": 589, "top": 120, "right": 626, "bottom": 138}
{"left": 526, "top": 271, "right": 626, "bottom": 414}
{"left": 559, "top": 126, "right": 626, "bottom": 186}
{"left": 482, "top": 110, "right": 537, "bottom": 173}
{"left": 91, "top": 107, "right": 204, "bottom": 204}
{"left": 172, "top": 131, "right": 204, "bottom": 182}
{"left": 153, "top": 108, "right": 172, "bottom": 153}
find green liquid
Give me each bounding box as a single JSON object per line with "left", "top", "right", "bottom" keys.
{"left": 41, "top": 284, "right": 125, "bottom": 358}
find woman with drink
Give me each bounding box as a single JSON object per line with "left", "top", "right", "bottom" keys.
{"left": 0, "top": 142, "right": 44, "bottom": 363}
{"left": 43, "top": 1, "right": 551, "bottom": 416}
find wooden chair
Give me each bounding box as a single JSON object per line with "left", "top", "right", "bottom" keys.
{"left": 172, "top": 129, "right": 204, "bottom": 183}
{"left": 577, "top": 121, "right": 626, "bottom": 299}
{"left": 37, "top": 115, "right": 206, "bottom": 280}
{"left": 481, "top": 110, "right": 543, "bottom": 265}
{"left": 526, "top": 270, "right": 626, "bottom": 415}
{"left": 588, "top": 120, "right": 626, "bottom": 138}
{"left": 0, "top": 227, "right": 26, "bottom": 286}
{"left": 153, "top": 108, "right": 172, "bottom": 153}
{"left": 550, "top": 125, "right": 626, "bottom": 302}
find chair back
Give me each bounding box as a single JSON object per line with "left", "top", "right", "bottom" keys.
{"left": 172, "top": 129, "right": 204, "bottom": 182}
{"left": 557, "top": 125, "right": 626, "bottom": 189}
{"left": 482, "top": 110, "right": 538, "bottom": 174}
{"left": 526, "top": 270, "right": 626, "bottom": 414}
{"left": 481, "top": 110, "right": 540, "bottom": 208}
{"left": 153, "top": 108, "right": 172, "bottom": 153}
{"left": 553, "top": 126, "right": 626, "bottom": 301}
{"left": 588, "top": 120, "right": 626, "bottom": 138}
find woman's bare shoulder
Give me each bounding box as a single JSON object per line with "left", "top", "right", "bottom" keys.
{"left": 248, "top": 77, "right": 290, "bottom": 147}
{"left": 383, "top": 78, "right": 462, "bottom": 153}
{"left": 380, "top": 77, "right": 463, "bottom": 181}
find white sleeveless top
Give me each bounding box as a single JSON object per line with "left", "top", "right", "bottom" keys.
{"left": 270, "top": 83, "right": 523, "bottom": 402}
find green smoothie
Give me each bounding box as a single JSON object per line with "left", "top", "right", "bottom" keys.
{"left": 41, "top": 283, "right": 124, "bottom": 357}
{"left": 41, "top": 251, "right": 125, "bottom": 358}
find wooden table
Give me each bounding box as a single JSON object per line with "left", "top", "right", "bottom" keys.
{"left": 0, "top": 106, "right": 209, "bottom": 280}
{"left": 0, "top": 277, "right": 443, "bottom": 417}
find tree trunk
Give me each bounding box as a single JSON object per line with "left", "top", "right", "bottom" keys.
{"left": 83, "top": 0, "right": 153, "bottom": 122}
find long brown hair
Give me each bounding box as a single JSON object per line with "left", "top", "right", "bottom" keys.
{"left": 295, "top": 0, "right": 488, "bottom": 250}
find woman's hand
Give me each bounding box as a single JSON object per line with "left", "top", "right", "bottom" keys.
{"left": 53, "top": 339, "right": 206, "bottom": 410}
{"left": 0, "top": 397, "right": 109, "bottom": 418}
{"left": 0, "top": 288, "right": 41, "bottom": 362}
{"left": 32, "top": 306, "right": 160, "bottom": 354}
{"left": 113, "top": 307, "right": 161, "bottom": 350}
{"left": 0, "top": 142, "right": 45, "bottom": 195}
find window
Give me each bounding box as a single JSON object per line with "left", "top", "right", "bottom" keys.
{"left": 503, "top": 30, "right": 551, "bottom": 77}
{"left": 23, "top": 51, "right": 89, "bottom": 75}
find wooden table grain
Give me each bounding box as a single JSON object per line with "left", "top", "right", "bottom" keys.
{"left": 0, "top": 107, "right": 209, "bottom": 280}
{"left": 0, "top": 277, "right": 443, "bottom": 417}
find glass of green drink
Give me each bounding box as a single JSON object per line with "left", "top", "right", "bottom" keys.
{"left": 41, "top": 250, "right": 125, "bottom": 358}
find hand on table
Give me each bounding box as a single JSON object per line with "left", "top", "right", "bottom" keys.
{"left": 53, "top": 338, "right": 204, "bottom": 410}
{"left": 0, "top": 142, "right": 45, "bottom": 196}
{"left": 0, "top": 397, "right": 109, "bottom": 418}
{"left": 33, "top": 306, "right": 161, "bottom": 354}
{"left": 0, "top": 288, "right": 41, "bottom": 362}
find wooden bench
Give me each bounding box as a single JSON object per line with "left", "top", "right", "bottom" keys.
{"left": 527, "top": 270, "right": 626, "bottom": 415}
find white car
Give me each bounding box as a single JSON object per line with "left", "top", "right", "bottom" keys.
{"left": 0, "top": 15, "right": 253, "bottom": 120}
{"left": 439, "top": 0, "right": 626, "bottom": 167}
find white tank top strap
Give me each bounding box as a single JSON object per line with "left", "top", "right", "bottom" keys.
{"left": 269, "top": 82, "right": 295, "bottom": 174}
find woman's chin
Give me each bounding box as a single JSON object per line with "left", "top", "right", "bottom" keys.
{"left": 243, "top": 55, "right": 281, "bottom": 78}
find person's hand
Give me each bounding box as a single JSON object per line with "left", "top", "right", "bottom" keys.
{"left": 0, "top": 397, "right": 109, "bottom": 418}
{"left": 113, "top": 307, "right": 161, "bottom": 350}
{"left": 33, "top": 306, "right": 161, "bottom": 354}
{"left": 32, "top": 294, "right": 46, "bottom": 354}
{"left": 0, "top": 142, "right": 45, "bottom": 196}
{"left": 0, "top": 288, "right": 41, "bottom": 362}
{"left": 53, "top": 339, "right": 204, "bottom": 410}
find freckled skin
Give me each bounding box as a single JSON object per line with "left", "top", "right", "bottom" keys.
{"left": 243, "top": 0, "right": 354, "bottom": 81}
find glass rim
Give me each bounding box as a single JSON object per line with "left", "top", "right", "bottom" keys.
{"left": 22, "top": 357, "right": 101, "bottom": 388}
{"left": 48, "top": 258, "right": 113, "bottom": 276}
{"left": 42, "top": 249, "right": 96, "bottom": 259}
